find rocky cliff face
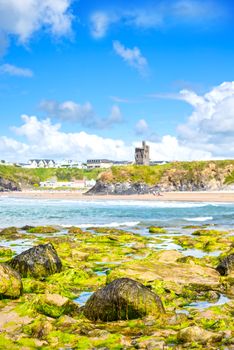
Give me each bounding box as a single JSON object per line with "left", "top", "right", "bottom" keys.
{"left": 0, "top": 177, "right": 21, "bottom": 192}
{"left": 86, "top": 162, "right": 234, "bottom": 195}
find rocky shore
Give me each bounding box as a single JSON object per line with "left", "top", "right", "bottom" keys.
{"left": 0, "top": 223, "right": 234, "bottom": 349}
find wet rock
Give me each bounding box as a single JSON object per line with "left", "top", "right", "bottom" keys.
{"left": 107, "top": 261, "right": 221, "bottom": 290}
{"left": 27, "top": 226, "right": 60, "bottom": 234}
{"left": 177, "top": 325, "right": 223, "bottom": 344}
{"left": 216, "top": 254, "right": 234, "bottom": 276}
{"left": 148, "top": 226, "right": 167, "bottom": 234}
{"left": 9, "top": 243, "right": 62, "bottom": 278}
{"left": 68, "top": 226, "right": 84, "bottom": 234}
{"left": 0, "top": 226, "right": 18, "bottom": 236}
{"left": 36, "top": 293, "right": 79, "bottom": 318}
{"left": 155, "top": 250, "right": 183, "bottom": 263}
{"left": 0, "top": 246, "right": 13, "bottom": 257}
{"left": 21, "top": 225, "right": 35, "bottom": 231}
{"left": 0, "top": 263, "right": 22, "bottom": 298}
{"left": 83, "top": 277, "right": 165, "bottom": 322}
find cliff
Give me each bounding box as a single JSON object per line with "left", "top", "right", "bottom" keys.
{"left": 87, "top": 160, "right": 234, "bottom": 195}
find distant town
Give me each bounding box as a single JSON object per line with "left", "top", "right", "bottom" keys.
{"left": 0, "top": 141, "right": 169, "bottom": 170}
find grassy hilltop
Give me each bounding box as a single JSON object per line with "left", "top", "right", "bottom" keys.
{"left": 100, "top": 160, "right": 234, "bottom": 187}
{"left": 0, "top": 160, "right": 234, "bottom": 190}
{"left": 0, "top": 165, "right": 103, "bottom": 189}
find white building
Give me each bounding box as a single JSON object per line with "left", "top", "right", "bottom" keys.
{"left": 56, "top": 160, "right": 84, "bottom": 169}
{"left": 86, "top": 159, "right": 113, "bottom": 169}
{"left": 39, "top": 179, "right": 96, "bottom": 189}
{"left": 28, "top": 159, "right": 56, "bottom": 168}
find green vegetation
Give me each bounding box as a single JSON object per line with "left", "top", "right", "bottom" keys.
{"left": 1, "top": 160, "right": 234, "bottom": 189}
{"left": 100, "top": 160, "right": 234, "bottom": 185}
{"left": 0, "top": 164, "right": 103, "bottom": 187}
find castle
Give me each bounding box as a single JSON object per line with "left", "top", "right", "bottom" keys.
{"left": 135, "top": 141, "right": 150, "bottom": 165}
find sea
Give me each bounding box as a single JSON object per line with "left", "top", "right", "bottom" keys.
{"left": 0, "top": 196, "right": 233, "bottom": 229}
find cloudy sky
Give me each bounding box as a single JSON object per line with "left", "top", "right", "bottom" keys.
{"left": 0, "top": 0, "right": 233, "bottom": 162}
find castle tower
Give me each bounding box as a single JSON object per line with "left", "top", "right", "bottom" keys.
{"left": 135, "top": 141, "right": 150, "bottom": 165}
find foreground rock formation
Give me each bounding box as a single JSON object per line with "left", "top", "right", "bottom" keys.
{"left": 0, "top": 263, "right": 22, "bottom": 298}
{"left": 216, "top": 253, "right": 234, "bottom": 276}
{"left": 9, "top": 243, "right": 62, "bottom": 278}
{"left": 84, "top": 277, "right": 165, "bottom": 321}
{"left": 0, "top": 224, "right": 233, "bottom": 349}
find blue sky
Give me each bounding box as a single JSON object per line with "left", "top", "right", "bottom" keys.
{"left": 0, "top": 0, "right": 233, "bottom": 161}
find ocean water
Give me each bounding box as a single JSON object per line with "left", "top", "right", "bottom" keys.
{"left": 0, "top": 196, "right": 233, "bottom": 229}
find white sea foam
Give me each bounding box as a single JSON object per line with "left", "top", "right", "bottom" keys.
{"left": 78, "top": 221, "right": 140, "bottom": 228}
{"left": 183, "top": 216, "right": 213, "bottom": 222}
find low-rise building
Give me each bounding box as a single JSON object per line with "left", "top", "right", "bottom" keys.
{"left": 29, "top": 159, "right": 56, "bottom": 168}
{"left": 86, "top": 159, "right": 113, "bottom": 169}
{"left": 39, "top": 179, "right": 96, "bottom": 189}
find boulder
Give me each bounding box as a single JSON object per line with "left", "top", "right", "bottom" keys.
{"left": 9, "top": 243, "right": 62, "bottom": 278}
{"left": 83, "top": 277, "right": 165, "bottom": 322}
{"left": 0, "top": 263, "right": 22, "bottom": 298}
{"left": 178, "top": 326, "right": 223, "bottom": 344}
{"left": 216, "top": 253, "right": 234, "bottom": 276}
{"left": 36, "top": 293, "right": 79, "bottom": 318}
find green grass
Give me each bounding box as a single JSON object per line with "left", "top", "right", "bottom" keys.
{"left": 0, "top": 165, "right": 103, "bottom": 187}
{"left": 1, "top": 160, "right": 233, "bottom": 189}
{"left": 100, "top": 160, "right": 234, "bottom": 185}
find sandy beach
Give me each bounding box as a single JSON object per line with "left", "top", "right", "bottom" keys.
{"left": 1, "top": 190, "right": 234, "bottom": 202}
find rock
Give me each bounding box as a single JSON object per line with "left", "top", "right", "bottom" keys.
{"left": 0, "top": 263, "right": 22, "bottom": 298}
{"left": 0, "top": 227, "right": 18, "bottom": 236}
{"left": 148, "top": 226, "right": 167, "bottom": 234}
{"left": 216, "top": 254, "right": 234, "bottom": 276}
{"left": 86, "top": 181, "right": 152, "bottom": 195}
{"left": 83, "top": 277, "right": 165, "bottom": 322}
{"left": 68, "top": 227, "right": 84, "bottom": 234}
{"left": 155, "top": 250, "right": 183, "bottom": 263}
{"left": 36, "top": 293, "right": 79, "bottom": 318}
{"left": 21, "top": 225, "right": 35, "bottom": 231}
{"left": 0, "top": 177, "right": 21, "bottom": 192}
{"left": 27, "top": 226, "right": 60, "bottom": 234}
{"left": 9, "top": 243, "right": 62, "bottom": 278}
{"left": 177, "top": 326, "right": 223, "bottom": 344}
{"left": 0, "top": 246, "right": 13, "bottom": 257}
{"left": 107, "top": 261, "right": 221, "bottom": 291}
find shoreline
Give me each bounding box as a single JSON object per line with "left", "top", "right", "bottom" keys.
{"left": 1, "top": 190, "right": 234, "bottom": 202}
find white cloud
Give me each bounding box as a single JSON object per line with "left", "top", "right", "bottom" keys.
{"left": 1, "top": 81, "right": 234, "bottom": 162}
{"left": 113, "top": 41, "right": 148, "bottom": 76}
{"left": 177, "top": 82, "right": 234, "bottom": 157}
{"left": 1, "top": 114, "right": 211, "bottom": 162}
{"left": 0, "top": 63, "right": 33, "bottom": 77}
{"left": 89, "top": 1, "right": 224, "bottom": 38}
{"left": 90, "top": 11, "right": 116, "bottom": 39}
{"left": 0, "top": 0, "right": 73, "bottom": 43}
{"left": 40, "top": 100, "right": 123, "bottom": 129}
{"left": 6, "top": 114, "right": 131, "bottom": 161}
{"left": 135, "top": 119, "right": 149, "bottom": 135}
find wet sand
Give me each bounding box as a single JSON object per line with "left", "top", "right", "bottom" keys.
{"left": 1, "top": 190, "right": 234, "bottom": 202}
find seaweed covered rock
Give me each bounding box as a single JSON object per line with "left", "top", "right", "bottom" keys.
{"left": 36, "top": 293, "right": 79, "bottom": 318}
{"left": 0, "top": 226, "right": 18, "bottom": 236}
{"left": 148, "top": 226, "right": 167, "bottom": 234}
{"left": 0, "top": 263, "right": 22, "bottom": 298}
{"left": 27, "top": 226, "right": 60, "bottom": 234}
{"left": 9, "top": 243, "right": 62, "bottom": 278}
{"left": 83, "top": 277, "right": 165, "bottom": 322}
{"left": 216, "top": 253, "right": 234, "bottom": 276}
{"left": 178, "top": 326, "right": 223, "bottom": 344}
